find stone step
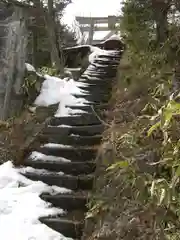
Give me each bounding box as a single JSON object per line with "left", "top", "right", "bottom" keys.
{"left": 85, "top": 70, "right": 117, "bottom": 78}
{"left": 95, "top": 58, "right": 121, "bottom": 64}
{"left": 65, "top": 209, "right": 85, "bottom": 222}
{"left": 38, "top": 133, "right": 102, "bottom": 146}
{"left": 97, "top": 53, "right": 121, "bottom": 59}
{"left": 84, "top": 72, "right": 108, "bottom": 78}
{"left": 74, "top": 90, "right": 109, "bottom": 97}
{"left": 93, "top": 59, "right": 112, "bottom": 63}
{"left": 23, "top": 159, "right": 96, "bottom": 175}
{"left": 88, "top": 67, "right": 116, "bottom": 72}
{"left": 93, "top": 59, "right": 119, "bottom": 65}
{"left": 39, "top": 217, "right": 83, "bottom": 239}
{"left": 79, "top": 78, "right": 112, "bottom": 86}
{"left": 40, "top": 192, "right": 87, "bottom": 211}
{"left": 22, "top": 172, "right": 94, "bottom": 190}
{"left": 90, "top": 64, "right": 118, "bottom": 70}
{"left": 43, "top": 124, "right": 104, "bottom": 136}
{"left": 72, "top": 94, "right": 110, "bottom": 104}
{"left": 49, "top": 114, "right": 100, "bottom": 126}
{"left": 82, "top": 72, "right": 108, "bottom": 77}
{"left": 79, "top": 83, "right": 112, "bottom": 91}
{"left": 86, "top": 69, "right": 108, "bottom": 73}
{"left": 79, "top": 89, "right": 112, "bottom": 97}
{"left": 78, "top": 86, "right": 111, "bottom": 95}
{"left": 80, "top": 75, "right": 109, "bottom": 80}
{"left": 79, "top": 82, "right": 112, "bottom": 90}
{"left": 79, "top": 75, "right": 111, "bottom": 81}
{"left": 37, "top": 146, "right": 97, "bottom": 161}
{"left": 79, "top": 88, "right": 110, "bottom": 95}
{"left": 65, "top": 104, "right": 108, "bottom": 113}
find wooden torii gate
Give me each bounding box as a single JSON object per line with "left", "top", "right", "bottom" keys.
{"left": 76, "top": 15, "right": 120, "bottom": 45}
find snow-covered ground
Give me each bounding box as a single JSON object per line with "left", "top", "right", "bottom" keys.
{"left": 0, "top": 161, "right": 72, "bottom": 240}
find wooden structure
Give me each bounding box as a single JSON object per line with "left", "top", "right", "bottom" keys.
{"left": 0, "top": 2, "right": 29, "bottom": 120}
{"left": 76, "top": 16, "right": 120, "bottom": 45}
{"left": 0, "top": 0, "right": 42, "bottom": 120}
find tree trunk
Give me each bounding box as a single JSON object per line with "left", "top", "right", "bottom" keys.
{"left": 31, "top": 0, "right": 41, "bottom": 68}
{"left": 45, "top": 0, "right": 64, "bottom": 74}
{"left": 152, "top": 0, "right": 171, "bottom": 45}
{"left": 32, "top": 27, "right": 38, "bottom": 67}
{"left": 155, "top": 9, "right": 168, "bottom": 44}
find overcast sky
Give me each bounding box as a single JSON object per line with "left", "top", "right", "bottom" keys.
{"left": 64, "top": 0, "right": 121, "bottom": 20}
{"left": 63, "top": 0, "right": 122, "bottom": 40}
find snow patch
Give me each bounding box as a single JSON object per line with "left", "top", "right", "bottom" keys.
{"left": 25, "top": 62, "right": 36, "bottom": 72}
{"left": 70, "top": 134, "right": 80, "bottom": 137}
{"left": 34, "top": 75, "right": 89, "bottom": 117}
{"left": 0, "top": 161, "right": 72, "bottom": 240}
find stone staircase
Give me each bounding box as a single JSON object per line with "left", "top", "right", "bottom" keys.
{"left": 19, "top": 49, "right": 122, "bottom": 239}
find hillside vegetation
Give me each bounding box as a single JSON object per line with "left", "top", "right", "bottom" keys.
{"left": 84, "top": 1, "right": 180, "bottom": 239}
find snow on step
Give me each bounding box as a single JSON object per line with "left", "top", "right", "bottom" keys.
{"left": 30, "top": 151, "right": 71, "bottom": 163}
{"left": 55, "top": 107, "right": 88, "bottom": 118}
{"left": 34, "top": 74, "right": 89, "bottom": 117}
{"left": 33, "top": 45, "right": 119, "bottom": 118}
{"left": 53, "top": 125, "right": 72, "bottom": 128}
{"left": 19, "top": 166, "right": 65, "bottom": 176}
{"left": 41, "top": 143, "right": 73, "bottom": 149}
{"left": 0, "top": 161, "right": 72, "bottom": 240}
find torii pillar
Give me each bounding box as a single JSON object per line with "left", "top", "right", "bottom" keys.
{"left": 88, "top": 19, "right": 94, "bottom": 45}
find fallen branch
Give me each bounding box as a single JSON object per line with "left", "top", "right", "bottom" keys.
{"left": 90, "top": 105, "right": 110, "bottom": 127}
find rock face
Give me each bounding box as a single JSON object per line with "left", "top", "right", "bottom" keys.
{"left": 103, "top": 39, "right": 125, "bottom": 50}
{"left": 63, "top": 45, "right": 91, "bottom": 68}
{"left": 94, "top": 35, "right": 126, "bottom": 51}
{"left": 0, "top": 2, "right": 13, "bottom": 57}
